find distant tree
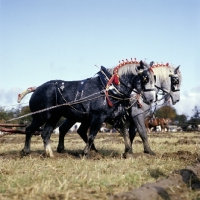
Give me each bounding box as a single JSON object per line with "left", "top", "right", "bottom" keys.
{"left": 155, "top": 105, "right": 177, "bottom": 120}
{"left": 174, "top": 114, "right": 187, "bottom": 126}
{"left": 19, "top": 106, "right": 32, "bottom": 124}
{"left": 0, "top": 107, "right": 10, "bottom": 122}
{"left": 192, "top": 106, "right": 200, "bottom": 119}
{"left": 188, "top": 106, "right": 200, "bottom": 129}
{"left": 0, "top": 107, "right": 21, "bottom": 123}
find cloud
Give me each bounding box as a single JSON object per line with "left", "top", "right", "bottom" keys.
{"left": 174, "top": 87, "right": 200, "bottom": 118}
{"left": 0, "top": 87, "right": 29, "bottom": 109}
{"left": 191, "top": 85, "right": 200, "bottom": 93}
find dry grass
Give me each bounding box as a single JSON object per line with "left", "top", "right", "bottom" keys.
{"left": 0, "top": 131, "right": 199, "bottom": 200}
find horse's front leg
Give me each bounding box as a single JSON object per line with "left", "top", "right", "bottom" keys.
{"left": 132, "top": 115, "right": 156, "bottom": 155}
{"left": 119, "top": 123, "right": 133, "bottom": 158}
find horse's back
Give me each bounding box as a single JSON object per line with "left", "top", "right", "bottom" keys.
{"left": 29, "top": 78, "right": 101, "bottom": 112}
{"left": 29, "top": 80, "right": 71, "bottom": 110}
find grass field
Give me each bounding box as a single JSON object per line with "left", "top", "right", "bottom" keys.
{"left": 0, "top": 131, "right": 199, "bottom": 200}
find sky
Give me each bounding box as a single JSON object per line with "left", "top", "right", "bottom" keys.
{"left": 0, "top": 0, "right": 199, "bottom": 119}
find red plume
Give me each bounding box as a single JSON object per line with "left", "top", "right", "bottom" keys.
{"left": 113, "top": 74, "right": 120, "bottom": 85}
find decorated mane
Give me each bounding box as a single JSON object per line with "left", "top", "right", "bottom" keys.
{"left": 150, "top": 62, "right": 182, "bottom": 88}
{"left": 107, "top": 58, "right": 142, "bottom": 86}
{"left": 105, "top": 58, "right": 149, "bottom": 107}
{"left": 151, "top": 62, "right": 169, "bottom": 68}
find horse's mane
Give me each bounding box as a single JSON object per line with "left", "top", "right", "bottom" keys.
{"left": 151, "top": 63, "right": 182, "bottom": 85}
{"left": 110, "top": 63, "right": 138, "bottom": 76}
{"left": 107, "top": 59, "right": 148, "bottom": 77}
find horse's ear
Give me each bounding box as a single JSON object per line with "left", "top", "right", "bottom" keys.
{"left": 140, "top": 60, "right": 144, "bottom": 68}
{"left": 174, "top": 65, "right": 180, "bottom": 74}
{"left": 137, "top": 60, "right": 144, "bottom": 73}
{"left": 150, "top": 61, "right": 154, "bottom": 67}
{"left": 141, "top": 60, "right": 150, "bottom": 69}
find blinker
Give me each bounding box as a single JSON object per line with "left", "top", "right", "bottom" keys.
{"left": 171, "top": 77, "right": 179, "bottom": 85}
{"left": 142, "top": 75, "right": 149, "bottom": 84}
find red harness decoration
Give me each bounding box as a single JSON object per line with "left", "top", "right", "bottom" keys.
{"left": 105, "top": 90, "right": 114, "bottom": 107}
{"left": 105, "top": 58, "right": 139, "bottom": 107}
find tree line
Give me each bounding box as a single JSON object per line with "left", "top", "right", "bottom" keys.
{"left": 0, "top": 105, "right": 200, "bottom": 130}
{"left": 154, "top": 105, "right": 200, "bottom": 130}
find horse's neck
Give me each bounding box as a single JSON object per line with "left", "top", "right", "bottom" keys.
{"left": 153, "top": 67, "right": 171, "bottom": 93}
{"left": 120, "top": 73, "right": 137, "bottom": 94}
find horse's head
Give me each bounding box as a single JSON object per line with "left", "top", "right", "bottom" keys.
{"left": 168, "top": 66, "right": 181, "bottom": 104}
{"left": 107, "top": 59, "right": 156, "bottom": 105}
{"left": 151, "top": 63, "right": 182, "bottom": 105}
{"left": 135, "top": 61, "right": 156, "bottom": 104}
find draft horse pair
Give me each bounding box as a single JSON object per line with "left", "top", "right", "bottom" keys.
{"left": 21, "top": 59, "right": 156, "bottom": 158}
{"left": 57, "top": 62, "right": 181, "bottom": 157}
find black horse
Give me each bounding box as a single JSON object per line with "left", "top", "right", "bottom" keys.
{"left": 21, "top": 60, "right": 155, "bottom": 157}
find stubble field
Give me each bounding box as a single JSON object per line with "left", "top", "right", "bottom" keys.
{"left": 0, "top": 131, "right": 200, "bottom": 200}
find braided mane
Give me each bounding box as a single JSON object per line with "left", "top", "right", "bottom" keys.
{"left": 107, "top": 58, "right": 142, "bottom": 85}
{"left": 105, "top": 58, "right": 144, "bottom": 106}
{"left": 151, "top": 63, "right": 169, "bottom": 68}
{"left": 151, "top": 62, "right": 182, "bottom": 85}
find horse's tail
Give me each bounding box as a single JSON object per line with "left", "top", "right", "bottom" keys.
{"left": 17, "top": 86, "right": 37, "bottom": 103}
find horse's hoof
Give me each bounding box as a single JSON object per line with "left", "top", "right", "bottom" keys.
{"left": 42, "top": 152, "right": 54, "bottom": 158}
{"left": 20, "top": 149, "right": 30, "bottom": 157}
{"left": 57, "top": 148, "right": 65, "bottom": 153}
{"left": 144, "top": 150, "right": 156, "bottom": 156}
{"left": 91, "top": 148, "right": 98, "bottom": 153}
{"left": 82, "top": 152, "right": 90, "bottom": 159}
{"left": 123, "top": 152, "right": 134, "bottom": 159}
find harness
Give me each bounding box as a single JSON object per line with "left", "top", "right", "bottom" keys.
{"left": 7, "top": 60, "right": 154, "bottom": 123}
{"left": 98, "top": 66, "right": 136, "bottom": 107}
{"left": 75, "top": 79, "right": 90, "bottom": 98}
